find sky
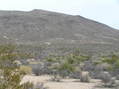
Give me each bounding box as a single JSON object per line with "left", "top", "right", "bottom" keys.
{"left": 0, "top": 0, "right": 119, "bottom": 29}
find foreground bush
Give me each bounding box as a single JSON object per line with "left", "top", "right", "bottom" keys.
{"left": 0, "top": 44, "right": 41, "bottom": 89}
{"left": 0, "top": 68, "right": 33, "bottom": 89}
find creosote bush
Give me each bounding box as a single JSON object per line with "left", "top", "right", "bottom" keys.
{"left": 0, "top": 44, "right": 41, "bottom": 89}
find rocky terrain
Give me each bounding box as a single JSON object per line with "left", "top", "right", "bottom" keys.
{"left": 0, "top": 9, "right": 119, "bottom": 54}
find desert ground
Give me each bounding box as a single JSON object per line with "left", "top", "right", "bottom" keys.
{"left": 21, "top": 75, "right": 110, "bottom": 89}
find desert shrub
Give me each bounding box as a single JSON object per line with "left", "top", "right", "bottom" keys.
{"left": 20, "top": 65, "right": 32, "bottom": 74}
{"left": 45, "top": 52, "right": 89, "bottom": 79}
{"left": 64, "top": 53, "right": 89, "bottom": 65}
{"left": 98, "top": 54, "right": 119, "bottom": 78}
{"left": 80, "top": 71, "right": 90, "bottom": 82}
{"left": 49, "top": 59, "right": 76, "bottom": 78}
{"left": 46, "top": 56, "right": 58, "bottom": 63}
{"left": 103, "top": 77, "right": 116, "bottom": 88}
{"left": 0, "top": 68, "right": 34, "bottom": 89}
{"left": 97, "top": 63, "right": 112, "bottom": 71}
{"left": 109, "top": 77, "right": 116, "bottom": 87}
{"left": 100, "top": 71, "right": 111, "bottom": 83}
{"left": 0, "top": 44, "right": 38, "bottom": 89}
{"left": 59, "top": 61, "right": 75, "bottom": 73}
{"left": 32, "top": 63, "right": 46, "bottom": 76}
{"left": 101, "top": 54, "right": 119, "bottom": 69}
{"left": 99, "top": 71, "right": 117, "bottom": 87}
{"left": 69, "top": 66, "right": 81, "bottom": 78}
{"left": 59, "top": 62, "right": 75, "bottom": 78}
{"left": 102, "top": 57, "right": 115, "bottom": 64}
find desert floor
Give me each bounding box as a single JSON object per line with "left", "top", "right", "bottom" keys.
{"left": 21, "top": 75, "right": 111, "bottom": 89}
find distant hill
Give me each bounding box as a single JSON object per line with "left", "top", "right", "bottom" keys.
{"left": 0, "top": 9, "right": 119, "bottom": 55}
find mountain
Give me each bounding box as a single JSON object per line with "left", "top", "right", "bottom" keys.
{"left": 0, "top": 9, "right": 119, "bottom": 54}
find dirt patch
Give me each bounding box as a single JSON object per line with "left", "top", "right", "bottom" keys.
{"left": 21, "top": 75, "right": 110, "bottom": 89}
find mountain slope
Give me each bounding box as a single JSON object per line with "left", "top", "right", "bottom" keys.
{"left": 0, "top": 9, "right": 119, "bottom": 54}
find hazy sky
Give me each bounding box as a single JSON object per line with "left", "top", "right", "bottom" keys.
{"left": 0, "top": 0, "right": 119, "bottom": 29}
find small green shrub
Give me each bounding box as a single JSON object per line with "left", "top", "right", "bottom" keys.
{"left": 101, "top": 54, "right": 119, "bottom": 71}
{"left": 0, "top": 44, "right": 38, "bottom": 89}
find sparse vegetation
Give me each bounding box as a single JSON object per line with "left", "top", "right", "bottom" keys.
{"left": 0, "top": 9, "right": 119, "bottom": 89}
{"left": 0, "top": 44, "right": 119, "bottom": 89}
{"left": 44, "top": 50, "right": 90, "bottom": 82}
{"left": 0, "top": 44, "right": 42, "bottom": 89}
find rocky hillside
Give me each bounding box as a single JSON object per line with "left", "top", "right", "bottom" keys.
{"left": 0, "top": 9, "right": 119, "bottom": 54}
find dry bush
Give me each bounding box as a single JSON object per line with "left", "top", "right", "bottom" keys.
{"left": 20, "top": 65, "right": 32, "bottom": 74}
{"left": 100, "top": 71, "right": 111, "bottom": 83}
{"left": 80, "top": 71, "right": 90, "bottom": 82}
{"left": 100, "top": 71, "right": 117, "bottom": 87}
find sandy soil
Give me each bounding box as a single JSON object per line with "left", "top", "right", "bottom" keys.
{"left": 21, "top": 75, "right": 110, "bottom": 89}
